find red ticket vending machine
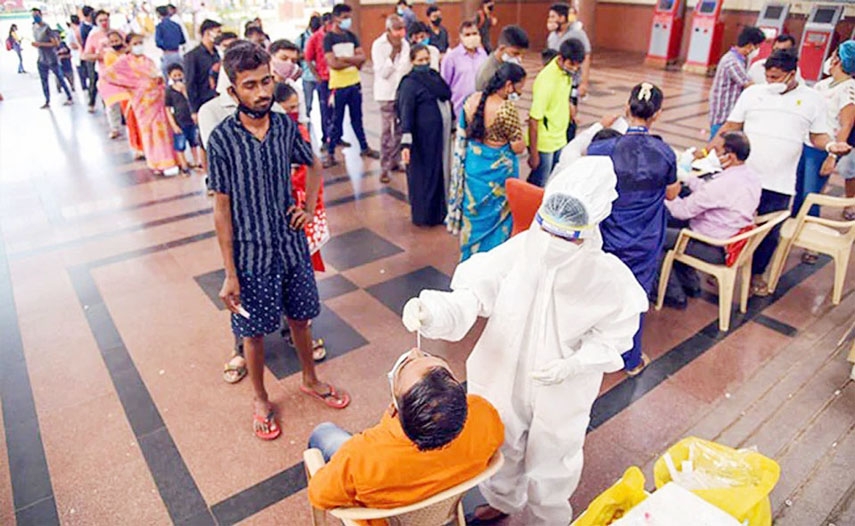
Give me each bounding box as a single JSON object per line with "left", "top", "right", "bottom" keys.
{"left": 683, "top": 0, "right": 725, "bottom": 76}
{"left": 799, "top": 5, "right": 843, "bottom": 83}
{"left": 645, "top": 0, "right": 686, "bottom": 68}
{"left": 755, "top": 2, "right": 790, "bottom": 62}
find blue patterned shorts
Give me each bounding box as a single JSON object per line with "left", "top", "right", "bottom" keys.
{"left": 231, "top": 258, "right": 321, "bottom": 338}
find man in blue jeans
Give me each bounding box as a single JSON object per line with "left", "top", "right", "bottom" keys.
{"left": 32, "top": 8, "right": 73, "bottom": 109}
{"left": 322, "top": 3, "right": 380, "bottom": 167}
{"left": 527, "top": 38, "right": 585, "bottom": 187}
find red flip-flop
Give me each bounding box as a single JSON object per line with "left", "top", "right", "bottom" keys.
{"left": 253, "top": 411, "right": 281, "bottom": 440}
{"left": 300, "top": 384, "right": 351, "bottom": 409}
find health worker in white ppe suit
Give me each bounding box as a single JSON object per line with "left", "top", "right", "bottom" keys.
{"left": 401, "top": 156, "right": 648, "bottom": 524}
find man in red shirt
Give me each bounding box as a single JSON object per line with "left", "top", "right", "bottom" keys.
{"left": 305, "top": 12, "right": 334, "bottom": 152}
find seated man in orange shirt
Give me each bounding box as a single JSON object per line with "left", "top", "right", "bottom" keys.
{"left": 307, "top": 348, "right": 504, "bottom": 522}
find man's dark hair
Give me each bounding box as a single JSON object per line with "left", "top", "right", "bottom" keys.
{"left": 31, "top": 7, "right": 41, "bottom": 15}
{"left": 396, "top": 368, "right": 468, "bottom": 451}
{"left": 460, "top": 19, "right": 478, "bottom": 32}
{"left": 70, "top": 15, "right": 80, "bottom": 25}
{"left": 223, "top": 41, "right": 271, "bottom": 84}
{"left": 541, "top": 47, "right": 558, "bottom": 65}
{"left": 167, "top": 4, "right": 176, "bottom": 9}
{"left": 775, "top": 33, "right": 796, "bottom": 47}
{"left": 273, "top": 81, "right": 298, "bottom": 104}
{"left": 592, "top": 128, "right": 623, "bottom": 143}
{"left": 322, "top": 12, "right": 332, "bottom": 25}
{"left": 498, "top": 25, "right": 529, "bottom": 49}
{"left": 628, "top": 82, "right": 664, "bottom": 120}
{"left": 397, "top": 0, "right": 409, "bottom": 6}
{"left": 199, "top": 19, "right": 222, "bottom": 36}
{"left": 559, "top": 38, "right": 585, "bottom": 64}
{"left": 722, "top": 131, "right": 751, "bottom": 161}
{"left": 309, "top": 15, "right": 322, "bottom": 33}
{"left": 550, "top": 3, "right": 570, "bottom": 19}
{"left": 167, "top": 62, "right": 184, "bottom": 75}
{"left": 245, "top": 25, "right": 264, "bottom": 39}
{"left": 94, "top": 10, "right": 109, "bottom": 20}
{"left": 737, "top": 26, "right": 766, "bottom": 47}
{"left": 215, "top": 31, "right": 238, "bottom": 46}
{"left": 332, "top": 4, "right": 352, "bottom": 18}
{"left": 409, "top": 21, "right": 430, "bottom": 39}
{"left": 427, "top": 5, "right": 440, "bottom": 16}
{"left": 156, "top": 6, "right": 169, "bottom": 18}
{"left": 269, "top": 38, "right": 299, "bottom": 55}
{"left": 81, "top": 6, "right": 94, "bottom": 18}
{"left": 764, "top": 48, "right": 798, "bottom": 73}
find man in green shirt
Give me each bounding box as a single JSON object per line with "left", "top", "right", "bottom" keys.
{"left": 528, "top": 38, "right": 585, "bottom": 187}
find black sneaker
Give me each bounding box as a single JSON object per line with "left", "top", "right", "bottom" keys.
{"left": 338, "top": 140, "right": 352, "bottom": 148}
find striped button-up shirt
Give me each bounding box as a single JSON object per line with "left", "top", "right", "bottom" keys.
{"left": 208, "top": 112, "right": 315, "bottom": 276}
{"left": 709, "top": 48, "right": 752, "bottom": 126}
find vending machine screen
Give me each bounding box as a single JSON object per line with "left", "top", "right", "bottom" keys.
{"left": 814, "top": 8, "right": 836, "bottom": 24}
{"left": 658, "top": 0, "right": 675, "bottom": 10}
{"left": 763, "top": 5, "right": 784, "bottom": 19}
{"left": 698, "top": 0, "right": 717, "bottom": 14}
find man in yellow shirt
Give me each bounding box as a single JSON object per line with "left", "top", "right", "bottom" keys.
{"left": 528, "top": 38, "right": 586, "bottom": 187}
{"left": 307, "top": 348, "right": 504, "bottom": 525}
{"left": 323, "top": 3, "right": 381, "bottom": 168}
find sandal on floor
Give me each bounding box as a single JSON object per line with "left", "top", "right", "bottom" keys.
{"left": 626, "top": 353, "right": 650, "bottom": 377}
{"left": 801, "top": 251, "right": 819, "bottom": 265}
{"left": 300, "top": 383, "right": 350, "bottom": 409}
{"left": 223, "top": 354, "right": 247, "bottom": 384}
{"left": 253, "top": 410, "right": 281, "bottom": 440}
{"left": 750, "top": 277, "right": 771, "bottom": 297}
{"left": 313, "top": 338, "right": 327, "bottom": 361}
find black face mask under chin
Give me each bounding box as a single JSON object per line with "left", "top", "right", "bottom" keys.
{"left": 229, "top": 88, "right": 272, "bottom": 120}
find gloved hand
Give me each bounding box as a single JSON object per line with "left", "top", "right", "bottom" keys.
{"left": 402, "top": 297, "right": 431, "bottom": 333}
{"left": 531, "top": 358, "right": 582, "bottom": 385}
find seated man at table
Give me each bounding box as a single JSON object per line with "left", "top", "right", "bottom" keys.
{"left": 658, "top": 131, "right": 762, "bottom": 308}
{"left": 306, "top": 348, "right": 504, "bottom": 522}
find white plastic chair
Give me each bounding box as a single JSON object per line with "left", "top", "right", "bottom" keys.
{"left": 304, "top": 449, "right": 504, "bottom": 526}
{"left": 655, "top": 211, "right": 790, "bottom": 332}
{"left": 767, "top": 193, "right": 855, "bottom": 305}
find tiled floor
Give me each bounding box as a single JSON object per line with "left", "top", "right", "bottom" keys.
{"left": 2, "top": 49, "right": 855, "bottom": 526}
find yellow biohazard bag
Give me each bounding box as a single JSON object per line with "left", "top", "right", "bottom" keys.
{"left": 653, "top": 437, "right": 780, "bottom": 526}
{"left": 572, "top": 467, "right": 647, "bottom": 526}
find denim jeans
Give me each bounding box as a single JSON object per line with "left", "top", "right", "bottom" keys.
{"left": 317, "top": 80, "right": 332, "bottom": 146}
{"left": 308, "top": 422, "right": 353, "bottom": 462}
{"left": 303, "top": 79, "right": 317, "bottom": 117}
{"left": 87, "top": 61, "right": 99, "bottom": 107}
{"left": 331, "top": 84, "right": 369, "bottom": 151}
{"left": 709, "top": 123, "right": 723, "bottom": 141}
{"left": 160, "top": 51, "right": 183, "bottom": 79}
{"left": 793, "top": 145, "right": 828, "bottom": 218}
{"left": 752, "top": 189, "right": 792, "bottom": 276}
{"left": 37, "top": 61, "right": 71, "bottom": 104}
{"left": 76, "top": 63, "right": 89, "bottom": 90}
{"left": 528, "top": 147, "right": 564, "bottom": 188}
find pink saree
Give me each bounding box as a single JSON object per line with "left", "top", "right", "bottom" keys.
{"left": 100, "top": 54, "right": 177, "bottom": 172}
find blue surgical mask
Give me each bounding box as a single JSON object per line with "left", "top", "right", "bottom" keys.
{"left": 397, "top": 6, "right": 405, "bottom": 15}
{"left": 420, "top": 37, "right": 430, "bottom": 46}
{"left": 33, "top": 15, "right": 43, "bottom": 24}
{"left": 340, "top": 18, "right": 352, "bottom": 31}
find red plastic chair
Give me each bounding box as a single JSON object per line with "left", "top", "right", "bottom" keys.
{"left": 506, "top": 178, "right": 545, "bottom": 236}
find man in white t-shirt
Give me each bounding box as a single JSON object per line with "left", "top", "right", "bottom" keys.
{"left": 372, "top": 15, "right": 410, "bottom": 184}
{"left": 705, "top": 49, "right": 851, "bottom": 295}
{"left": 747, "top": 34, "right": 803, "bottom": 85}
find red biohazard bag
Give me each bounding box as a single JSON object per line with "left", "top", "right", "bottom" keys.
{"left": 725, "top": 225, "right": 755, "bottom": 266}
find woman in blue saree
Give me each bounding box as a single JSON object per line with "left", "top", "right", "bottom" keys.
{"left": 588, "top": 82, "right": 681, "bottom": 376}
{"left": 447, "top": 63, "right": 528, "bottom": 261}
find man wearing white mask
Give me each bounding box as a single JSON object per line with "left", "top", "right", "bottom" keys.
{"left": 372, "top": 14, "right": 410, "bottom": 184}
{"left": 546, "top": 3, "right": 591, "bottom": 97}
{"left": 708, "top": 26, "right": 766, "bottom": 139}
{"left": 475, "top": 25, "right": 529, "bottom": 91}
{"left": 747, "top": 34, "right": 803, "bottom": 85}
{"left": 401, "top": 156, "right": 648, "bottom": 525}
{"left": 703, "top": 49, "right": 851, "bottom": 296}
{"left": 441, "top": 20, "right": 488, "bottom": 116}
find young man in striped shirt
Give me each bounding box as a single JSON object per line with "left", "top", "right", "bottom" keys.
{"left": 209, "top": 42, "right": 350, "bottom": 440}
{"left": 708, "top": 26, "right": 765, "bottom": 139}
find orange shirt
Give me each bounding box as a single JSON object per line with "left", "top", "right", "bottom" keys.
{"left": 307, "top": 395, "right": 504, "bottom": 526}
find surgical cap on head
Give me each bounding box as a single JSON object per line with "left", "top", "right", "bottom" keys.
{"left": 839, "top": 40, "right": 855, "bottom": 75}
{"left": 538, "top": 156, "right": 618, "bottom": 239}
